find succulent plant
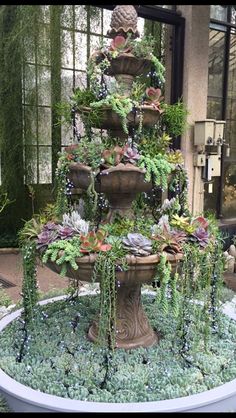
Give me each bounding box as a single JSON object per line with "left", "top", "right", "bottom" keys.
{"left": 144, "top": 87, "right": 163, "bottom": 111}
{"left": 151, "top": 215, "right": 171, "bottom": 236}
{"left": 170, "top": 214, "right": 195, "bottom": 234}
{"left": 109, "top": 35, "right": 132, "bottom": 55}
{"left": 62, "top": 211, "right": 90, "bottom": 235}
{"left": 80, "top": 229, "right": 112, "bottom": 253}
{"left": 123, "top": 144, "right": 140, "bottom": 164}
{"left": 190, "top": 227, "right": 210, "bottom": 248}
{"left": 57, "top": 225, "right": 74, "bottom": 240}
{"left": 101, "top": 145, "right": 124, "bottom": 166}
{"left": 151, "top": 217, "right": 187, "bottom": 254}
{"left": 36, "top": 228, "right": 59, "bottom": 250}
{"left": 166, "top": 150, "right": 184, "bottom": 164}
{"left": 122, "top": 233, "right": 152, "bottom": 256}
{"left": 192, "top": 216, "right": 209, "bottom": 231}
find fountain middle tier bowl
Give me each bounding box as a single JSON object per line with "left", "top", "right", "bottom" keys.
{"left": 68, "top": 162, "right": 153, "bottom": 194}
{"left": 78, "top": 104, "right": 161, "bottom": 131}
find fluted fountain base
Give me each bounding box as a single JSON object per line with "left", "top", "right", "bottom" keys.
{"left": 88, "top": 283, "right": 159, "bottom": 349}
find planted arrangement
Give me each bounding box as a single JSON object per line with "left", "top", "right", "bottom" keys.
{"left": 0, "top": 4, "right": 235, "bottom": 412}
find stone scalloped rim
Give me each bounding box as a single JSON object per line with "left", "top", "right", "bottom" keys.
{"left": 0, "top": 295, "right": 235, "bottom": 412}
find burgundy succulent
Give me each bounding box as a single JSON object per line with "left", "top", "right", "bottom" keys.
{"left": 192, "top": 216, "right": 209, "bottom": 231}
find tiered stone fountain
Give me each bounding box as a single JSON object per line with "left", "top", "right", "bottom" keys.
{"left": 46, "top": 4, "right": 182, "bottom": 349}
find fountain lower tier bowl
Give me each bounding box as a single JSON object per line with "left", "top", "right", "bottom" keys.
{"left": 45, "top": 252, "right": 183, "bottom": 349}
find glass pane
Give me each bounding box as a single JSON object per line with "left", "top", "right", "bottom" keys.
{"left": 37, "top": 25, "right": 51, "bottom": 66}
{"left": 61, "top": 69, "right": 73, "bottom": 101}
{"left": 75, "top": 32, "right": 88, "bottom": 70}
{"left": 222, "top": 31, "right": 236, "bottom": 218}
{"left": 207, "top": 98, "right": 223, "bottom": 120}
{"left": 90, "top": 6, "right": 102, "bottom": 34}
{"left": 74, "top": 71, "right": 87, "bottom": 90}
{"left": 103, "top": 9, "right": 113, "bottom": 36}
{"left": 89, "top": 34, "right": 103, "bottom": 57}
{"left": 61, "top": 30, "right": 74, "bottom": 68}
{"left": 222, "top": 163, "right": 236, "bottom": 217}
{"left": 24, "top": 106, "right": 37, "bottom": 145}
{"left": 75, "top": 5, "right": 87, "bottom": 31}
{"left": 61, "top": 125, "right": 74, "bottom": 146}
{"left": 23, "top": 33, "right": 35, "bottom": 63}
{"left": 61, "top": 5, "right": 73, "bottom": 29}
{"left": 40, "top": 5, "right": 50, "bottom": 23}
{"left": 25, "top": 146, "right": 37, "bottom": 184}
{"left": 39, "top": 147, "right": 52, "bottom": 183}
{"left": 207, "top": 30, "right": 225, "bottom": 117}
{"left": 232, "top": 8, "right": 236, "bottom": 25}
{"left": 210, "top": 5, "right": 228, "bottom": 21}
{"left": 38, "top": 107, "right": 52, "bottom": 145}
{"left": 24, "top": 64, "right": 36, "bottom": 105}
{"left": 38, "top": 66, "right": 51, "bottom": 106}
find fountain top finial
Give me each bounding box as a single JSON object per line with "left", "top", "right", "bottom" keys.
{"left": 107, "top": 5, "right": 140, "bottom": 39}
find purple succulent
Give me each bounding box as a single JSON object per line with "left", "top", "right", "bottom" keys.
{"left": 122, "top": 233, "right": 152, "bottom": 256}
{"left": 57, "top": 225, "right": 75, "bottom": 240}
{"left": 43, "top": 222, "right": 59, "bottom": 231}
{"left": 123, "top": 145, "right": 140, "bottom": 164}
{"left": 191, "top": 227, "right": 209, "bottom": 248}
{"left": 36, "top": 229, "right": 59, "bottom": 249}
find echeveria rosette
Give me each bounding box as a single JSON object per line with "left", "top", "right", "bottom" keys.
{"left": 123, "top": 144, "right": 140, "bottom": 164}
{"left": 190, "top": 227, "right": 210, "bottom": 248}
{"left": 122, "top": 233, "right": 152, "bottom": 256}
{"left": 57, "top": 225, "right": 74, "bottom": 240}
{"left": 62, "top": 211, "right": 90, "bottom": 235}
{"left": 36, "top": 229, "right": 59, "bottom": 250}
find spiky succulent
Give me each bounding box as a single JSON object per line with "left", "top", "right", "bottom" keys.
{"left": 152, "top": 228, "right": 187, "bottom": 254}
{"left": 62, "top": 211, "right": 90, "bottom": 235}
{"left": 80, "top": 229, "right": 112, "bottom": 253}
{"left": 122, "top": 233, "right": 152, "bottom": 256}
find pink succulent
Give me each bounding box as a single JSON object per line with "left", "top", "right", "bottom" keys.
{"left": 192, "top": 216, "right": 209, "bottom": 230}
{"left": 123, "top": 144, "right": 140, "bottom": 164}
{"left": 109, "top": 35, "right": 131, "bottom": 54}
{"left": 144, "top": 87, "right": 164, "bottom": 112}
{"left": 145, "top": 87, "right": 162, "bottom": 102}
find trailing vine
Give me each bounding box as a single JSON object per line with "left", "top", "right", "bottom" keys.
{"left": 92, "top": 252, "right": 117, "bottom": 350}
{"left": 138, "top": 154, "right": 173, "bottom": 190}
{"left": 21, "top": 240, "right": 38, "bottom": 324}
